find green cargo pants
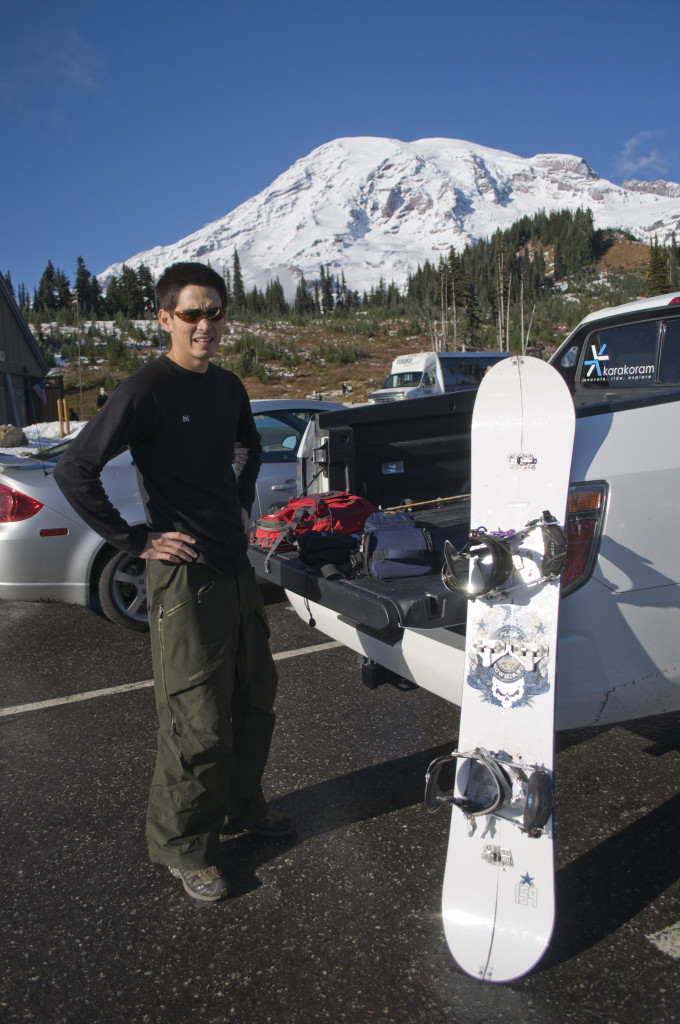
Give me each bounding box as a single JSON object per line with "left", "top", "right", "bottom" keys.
{"left": 145, "top": 562, "right": 278, "bottom": 869}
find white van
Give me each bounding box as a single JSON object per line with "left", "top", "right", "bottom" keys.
{"left": 368, "top": 351, "right": 511, "bottom": 403}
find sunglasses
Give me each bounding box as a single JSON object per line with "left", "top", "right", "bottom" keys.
{"left": 172, "top": 306, "right": 227, "bottom": 324}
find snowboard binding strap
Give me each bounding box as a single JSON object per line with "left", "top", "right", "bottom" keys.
{"left": 522, "top": 511, "right": 568, "bottom": 581}
{"left": 441, "top": 530, "right": 514, "bottom": 598}
{"left": 425, "top": 748, "right": 514, "bottom": 819}
{"left": 425, "top": 748, "right": 554, "bottom": 835}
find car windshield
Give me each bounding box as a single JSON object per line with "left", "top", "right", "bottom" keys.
{"left": 32, "top": 439, "right": 73, "bottom": 462}
{"left": 383, "top": 371, "right": 423, "bottom": 388}
{"left": 253, "top": 409, "right": 314, "bottom": 462}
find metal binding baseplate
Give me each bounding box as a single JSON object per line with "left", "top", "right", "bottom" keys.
{"left": 425, "top": 748, "right": 554, "bottom": 835}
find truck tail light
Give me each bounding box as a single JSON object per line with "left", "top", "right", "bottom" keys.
{"left": 0, "top": 483, "right": 44, "bottom": 522}
{"left": 562, "top": 482, "right": 607, "bottom": 595}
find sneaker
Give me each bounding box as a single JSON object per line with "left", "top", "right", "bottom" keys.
{"left": 246, "top": 809, "right": 297, "bottom": 838}
{"left": 168, "top": 865, "right": 229, "bottom": 902}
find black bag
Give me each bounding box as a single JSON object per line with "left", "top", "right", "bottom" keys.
{"left": 296, "top": 531, "right": 361, "bottom": 577}
{"left": 361, "top": 511, "right": 437, "bottom": 579}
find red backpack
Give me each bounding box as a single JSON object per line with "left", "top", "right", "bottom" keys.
{"left": 250, "top": 491, "right": 380, "bottom": 572}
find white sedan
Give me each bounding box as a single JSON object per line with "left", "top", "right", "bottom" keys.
{"left": 0, "top": 398, "right": 342, "bottom": 630}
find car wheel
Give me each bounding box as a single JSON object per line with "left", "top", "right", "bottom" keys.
{"left": 97, "top": 548, "right": 149, "bottom": 632}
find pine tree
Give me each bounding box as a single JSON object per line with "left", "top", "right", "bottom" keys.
{"left": 553, "top": 238, "right": 566, "bottom": 281}
{"left": 265, "top": 278, "right": 287, "bottom": 315}
{"left": 669, "top": 234, "right": 680, "bottom": 291}
{"left": 320, "top": 265, "right": 334, "bottom": 314}
{"left": 647, "top": 237, "right": 669, "bottom": 295}
{"left": 18, "top": 282, "right": 30, "bottom": 315}
{"left": 75, "top": 256, "right": 101, "bottom": 315}
{"left": 36, "top": 260, "right": 57, "bottom": 310}
{"left": 231, "top": 250, "right": 246, "bottom": 313}
{"left": 105, "top": 274, "right": 121, "bottom": 317}
{"left": 118, "top": 265, "right": 144, "bottom": 318}
{"left": 137, "top": 264, "right": 156, "bottom": 315}
{"left": 3, "top": 270, "right": 14, "bottom": 298}
{"left": 294, "top": 275, "right": 314, "bottom": 316}
{"left": 54, "top": 268, "right": 72, "bottom": 310}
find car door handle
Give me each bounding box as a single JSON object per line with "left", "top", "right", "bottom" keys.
{"left": 271, "top": 480, "right": 296, "bottom": 490}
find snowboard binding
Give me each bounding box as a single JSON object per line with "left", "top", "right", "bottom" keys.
{"left": 441, "top": 512, "right": 567, "bottom": 600}
{"left": 425, "top": 747, "right": 553, "bottom": 836}
{"left": 441, "top": 530, "right": 514, "bottom": 598}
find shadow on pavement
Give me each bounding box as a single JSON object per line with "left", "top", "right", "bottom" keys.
{"left": 219, "top": 742, "right": 452, "bottom": 897}
{"left": 542, "top": 791, "right": 680, "bottom": 970}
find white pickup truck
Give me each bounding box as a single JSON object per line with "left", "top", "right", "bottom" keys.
{"left": 249, "top": 293, "right": 680, "bottom": 731}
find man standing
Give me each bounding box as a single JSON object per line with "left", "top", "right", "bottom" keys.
{"left": 54, "top": 262, "right": 294, "bottom": 903}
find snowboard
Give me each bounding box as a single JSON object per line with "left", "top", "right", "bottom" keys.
{"left": 425, "top": 355, "right": 575, "bottom": 983}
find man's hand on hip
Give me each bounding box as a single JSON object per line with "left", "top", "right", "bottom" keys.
{"left": 140, "top": 532, "right": 197, "bottom": 562}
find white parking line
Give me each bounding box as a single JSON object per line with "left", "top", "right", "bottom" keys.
{"left": 0, "top": 641, "right": 343, "bottom": 719}
{"left": 648, "top": 921, "right": 680, "bottom": 960}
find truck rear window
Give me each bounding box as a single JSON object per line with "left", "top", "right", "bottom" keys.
{"left": 659, "top": 320, "right": 680, "bottom": 384}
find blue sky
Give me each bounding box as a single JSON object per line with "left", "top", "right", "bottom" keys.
{"left": 2, "top": 0, "right": 678, "bottom": 296}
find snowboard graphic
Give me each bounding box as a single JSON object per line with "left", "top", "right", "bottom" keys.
{"left": 426, "top": 356, "right": 575, "bottom": 982}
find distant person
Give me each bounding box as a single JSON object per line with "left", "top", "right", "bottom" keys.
{"left": 96, "top": 388, "right": 108, "bottom": 409}
{"left": 54, "top": 261, "right": 294, "bottom": 904}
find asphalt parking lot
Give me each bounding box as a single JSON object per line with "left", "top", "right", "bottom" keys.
{"left": 2, "top": 590, "right": 680, "bottom": 1024}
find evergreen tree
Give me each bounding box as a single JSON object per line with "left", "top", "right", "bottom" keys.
{"left": 105, "top": 274, "right": 121, "bottom": 317}
{"left": 18, "top": 282, "right": 30, "bottom": 315}
{"left": 294, "top": 275, "right": 314, "bottom": 316}
{"left": 265, "top": 278, "right": 287, "bottom": 315}
{"left": 74, "top": 256, "right": 102, "bottom": 315}
{"left": 54, "top": 268, "right": 72, "bottom": 311}
{"left": 553, "top": 238, "right": 566, "bottom": 281}
{"left": 320, "top": 265, "right": 334, "bottom": 313}
{"left": 231, "top": 249, "right": 246, "bottom": 313}
{"left": 137, "top": 264, "right": 156, "bottom": 315}
{"left": 669, "top": 234, "right": 680, "bottom": 291}
{"left": 647, "top": 237, "right": 669, "bottom": 295}
{"left": 118, "top": 264, "right": 144, "bottom": 318}
{"left": 3, "top": 270, "right": 14, "bottom": 298}
{"left": 36, "top": 260, "right": 58, "bottom": 310}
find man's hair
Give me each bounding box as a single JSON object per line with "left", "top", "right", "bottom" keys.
{"left": 155, "top": 262, "right": 228, "bottom": 312}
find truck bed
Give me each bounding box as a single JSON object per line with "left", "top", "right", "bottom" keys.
{"left": 249, "top": 500, "right": 470, "bottom": 633}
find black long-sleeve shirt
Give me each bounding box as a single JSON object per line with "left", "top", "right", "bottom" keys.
{"left": 54, "top": 355, "right": 262, "bottom": 576}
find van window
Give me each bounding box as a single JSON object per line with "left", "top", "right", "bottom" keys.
{"left": 439, "top": 355, "right": 505, "bottom": 390}
{"left": 580, "top": 321, "right": 659, "bottom": 388}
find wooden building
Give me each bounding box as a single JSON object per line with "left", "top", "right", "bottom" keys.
{"left": 0, "top": 273, "right": 50, "bottom": 426}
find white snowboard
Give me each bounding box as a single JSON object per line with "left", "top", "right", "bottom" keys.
{"left": 431, "top": 356, "right": 575, "bottom": 982}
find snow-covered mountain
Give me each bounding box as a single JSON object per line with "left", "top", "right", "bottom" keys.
{"left": 100, "top": 137, "right": 680, "bottom": 295}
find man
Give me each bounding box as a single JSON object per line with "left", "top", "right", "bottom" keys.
{"left": 54, "top": 262, "right": 294, "bottom": 903}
